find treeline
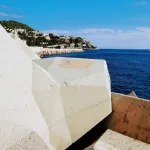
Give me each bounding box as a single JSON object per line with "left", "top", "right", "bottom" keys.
{"left": 0, "top": 20, "right": 34, "bottom": 31}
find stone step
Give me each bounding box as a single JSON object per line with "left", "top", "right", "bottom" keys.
{"left": 94, "top": 129, "right": 150, "bottom": 150}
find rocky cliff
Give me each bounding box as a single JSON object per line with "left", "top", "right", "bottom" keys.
{"left": 0, "top": 20, "right": 97, "bottom": 50}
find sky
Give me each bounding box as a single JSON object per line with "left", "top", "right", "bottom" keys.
{"left": 0, "top": 0, "right": 150, "bottom": 49}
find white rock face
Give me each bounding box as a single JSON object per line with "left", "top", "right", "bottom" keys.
{"left": 0, "top": 25, "right": 53, "bottom": 150}
{"left": 33, "top": 57, "right": 112, "bottom": 150}
{"left": 0, "top": 118, "right": 51, "bottom": 150}
{"left": 11, "top": 32, "right": 40, "bottom": 60}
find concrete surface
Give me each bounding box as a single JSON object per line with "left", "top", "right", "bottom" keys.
{"left": 94, "top": 129, "right": 150, "bottom": 150}
{"left": 0, "top": 25, "right": 112, "bottom": 150}
{"left": 33, "top": 57, "right": 112, "bottom": 149}
{"left": 0, "top": 118, "right": 51, "bottom": 150}
{"left": 0, "top": 25, "right": 54, "bottom": 150}
{"left": 11, "top": 32, "right": 40, "bottom": 60}
{"left": 107, "top": 92, "right": 150, "bottom": 144}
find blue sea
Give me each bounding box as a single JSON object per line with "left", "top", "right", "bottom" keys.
{"left": 44, "top": 49, "right": 150, "bottom": 100}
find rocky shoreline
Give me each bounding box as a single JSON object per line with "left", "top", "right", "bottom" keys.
{"left": 30, "top": 47, "right": 99, "bottom": 58}
{"left": 38, "top": 48, "right": 84, "bottom": 58}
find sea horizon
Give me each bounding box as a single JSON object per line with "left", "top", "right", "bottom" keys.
{"left": 98, "top": 48, "right": 150, "bottom": 50}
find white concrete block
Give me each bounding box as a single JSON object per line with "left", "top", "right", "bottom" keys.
{"left": 0, "top": 25, "right": 54, "bottom": 150}
{"left": 33, "top": 57, "right": 112, "bottom": 149}
{"left": 32, "top": 62, "right": 72, "bottom": 150}
{"left": 0, "top": 24, "right": 111, "bottom": 150}
{"left": 0, "top": 118, "right": 52, "bottom": 150}
{"left": 94, "top": 141, "right": 117, "bottom": 150}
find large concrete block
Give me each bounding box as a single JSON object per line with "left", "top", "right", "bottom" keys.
{"left": 0, "top": 25, "right": 54, "bottom": 150}
{"left": 94, "top": 129, "right": 150, "bottom": 150}
{"left": 0, "top": 25, "right": 32, "bottom": 92}
{"left": 32, "top": 62, "right": 72, "bottom": 150}
{"left": 107, "top": 92, "right": 150, "bottom": 144}
{"left": 33, "top": 57, "right": 112, "bottom": 149}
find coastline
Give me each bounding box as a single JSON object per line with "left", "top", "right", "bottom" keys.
{"left": 30, "top": 47, "right": 99, "bottom": 58}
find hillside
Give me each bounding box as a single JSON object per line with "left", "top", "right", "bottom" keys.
{"left": 0, "top": 20, "right": 34, "bottom": 31}
{"left": 0, "top": 20, "right": 97, "bottom": 50}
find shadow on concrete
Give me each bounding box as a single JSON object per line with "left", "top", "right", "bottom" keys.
{"left": 66, "top": 115, "right": 110, "bottom": 150}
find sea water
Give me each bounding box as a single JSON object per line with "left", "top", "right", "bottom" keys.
{"left": 44, "top": 49, "right": 150, "bottom": 100}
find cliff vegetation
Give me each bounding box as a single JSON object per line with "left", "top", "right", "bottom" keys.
{"left": 0, "top": 20, "right": 97, "bottom": 50}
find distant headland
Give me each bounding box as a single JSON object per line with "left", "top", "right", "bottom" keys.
{"left": 0, "top": 20, "right": 97, "bottom": 51}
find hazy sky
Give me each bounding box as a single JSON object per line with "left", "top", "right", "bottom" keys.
{"left": 0, "top": 0, "right": 150, "bottom": 48}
